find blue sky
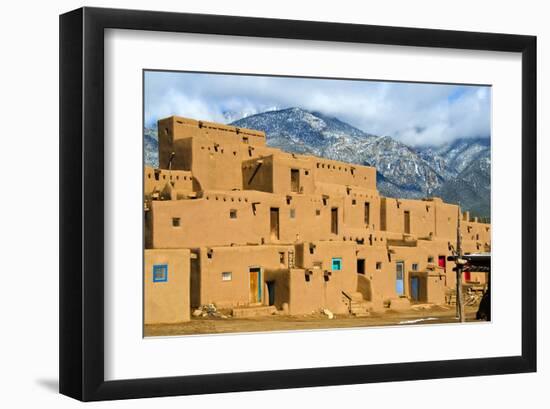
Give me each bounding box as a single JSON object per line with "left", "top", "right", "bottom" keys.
{"left": 144, "top": 71, "right": 491, "bottom": 147}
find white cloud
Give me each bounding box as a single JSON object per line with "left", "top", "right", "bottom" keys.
{"left": 144, "top": 71, "right": 491, "bottom": 147}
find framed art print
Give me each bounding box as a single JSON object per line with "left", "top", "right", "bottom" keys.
{"left": 59, "top": 7, "right": 537, "bottom": 401}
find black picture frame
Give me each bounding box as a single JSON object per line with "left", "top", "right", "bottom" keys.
{"left": 59, "top": 7, "right": 537, "bottom": 401}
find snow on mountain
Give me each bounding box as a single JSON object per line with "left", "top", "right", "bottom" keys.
{"left": 143, "top": 108, "right": 490, "bottom": 218}
{"left": 232, "top": 108, "right": 445, "bottom": 198}
{"left": 144, "top": 127, "right": 159, "bottom": 168}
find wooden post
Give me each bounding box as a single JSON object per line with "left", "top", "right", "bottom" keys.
{"left": 456, "top": 207, "right": 465, "bottom": 322}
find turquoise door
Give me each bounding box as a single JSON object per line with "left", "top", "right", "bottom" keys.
{"left": 396, "top": 262, "right": 405, "bottom": 296}
{"left": 411, "top": 276, "right": 419, "bottom": 301}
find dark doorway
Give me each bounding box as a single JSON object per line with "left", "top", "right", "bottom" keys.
{"left": 266, "top": 281, "right": 275, "bottom": 306}
{"left": 357, "top": 258, "right": 365, "bottom": 275}
{"left": 364, "top": 202, "right": 370, "bottom": 225}
{"left": 270, "top": 207, "right": 280, "bottom": 240}
{"left": 290, "top": 169, "right": 300, "bottom": 193}
{"left": 331, "top": 207, "right": 338, "bottom": 234}
{"left": 410, "top": 276, "right": 420, "bottom": 301}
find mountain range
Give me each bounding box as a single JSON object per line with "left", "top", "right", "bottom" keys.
{"left": 144, "top": 107, "right": 490, "bottom": 218}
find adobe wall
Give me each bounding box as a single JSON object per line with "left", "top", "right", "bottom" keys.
{"left": 387, "top": 241, "right": 452, "bottom": 304}
{"left": 311, "top": 157, "right": 376, "bottom": 190}
{"left": 194, "top": 245, "right": 294, "bottom": 309}
{"left": 288, "top": 268, "right": 350, "bottom": 315}
{"left": 148, "top": 191, "right": 346, "bottom": 248}
{"left": 355, "top": 245, "right": 395, "bottom": 307}
{"left": 461, "top": 218, "right": 491, "bottom": 254}
{"left": 158, "top": 116, "right": 276, "bottom": 191}
{"left": 242, "top": 153, "right": 316, "bottom": 195}
{"left": 296, "top": 240, "right": 358, "bottom": 295}
{"left": 144, "top": 166, "right": 194, "bottom": 200}
{"left": 144, "top": 249, "right": 191, "bottom": 324}
{"left": 146, "top": 115, "right": 491, "bottom": 315}
{"left": 158, "top": 116, "right": 266, "bottom": 168}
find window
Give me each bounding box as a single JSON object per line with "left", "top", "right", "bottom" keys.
{"left": 172, "top": 217, "right": 181, "bottom": 227}
{"left": 229, "top": 209, "right": 237, "bottom": 219}
{"left": 332, "top": 258, "right": 342, "bottom": 271}
{"left": 376, "top": 262, "right": 382, "bottom": 270}
{"left": 315, "top": 209, "right": 321, "bottom": 216}
{"left": 153, "top": 264, "right": 168, "bottom": 282}
{"left": 412, "top": 263, "right": 419, "bottom": 271}
{"left": 279, "top": 252, "right": 285, "bottom": 266}
{"left": 352, "top": 199, "right": 357, "bottom": 205}
{"left": 428, "top": 256, "right": 434, "bottom": 263}
{"left": 222, "top": 272, "right": 232, "bottom": 281}
{"left": 289, "top": 208, "right": 296, "bottom": 218}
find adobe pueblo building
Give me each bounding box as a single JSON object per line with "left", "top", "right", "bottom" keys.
{"left": 144, "top": 116, "right": 491, "bottom": 325}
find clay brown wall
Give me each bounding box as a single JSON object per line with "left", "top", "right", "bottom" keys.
{"left": 311, "top": 157, "right": 376, "bottom": 189}
{"left": 433, "top": 199, "right": 460, "bottom": 240}
{"left": 144, "top": 166, "right": 194, "bottom": 200}
{"left": 196, "top": 245, "right": 294, "bottom": 308}
{"left": 243, "top": 153, "right": 316, "bottom": 195}
{"left": 148, "top": 191, "right": 345, "bottom": 248}
{"left": 355, "top": 246, "right": 395, "bottom": 307}
{"left": 287, "top": 268, "right": 350, "bottom": 315}
{"left": 461, "top": 219, "right": 491, "bottom": 253}
{"left": 387, "top": 241, "right": 453, "bottom": 304}
{"left": 297, "top": 240, "right": 358, "bottom": 296}
{"left": 144, "top": 249, "right": 191, "bottom": 324}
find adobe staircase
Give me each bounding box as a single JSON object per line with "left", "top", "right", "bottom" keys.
{"left": 343, "top": 291, "right": 372, "bottom": 317}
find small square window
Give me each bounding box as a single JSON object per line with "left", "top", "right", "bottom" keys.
{"left": 222, "top": 272, "right": 232, "bottom": 281}
{"left": 428, "top": 256, "right": 434, "bottom": 263}
{"left": 332, "top": 258, "right": 342, "bottom": 271}
{"left": 315, "top": 209, "right": 321, "bottom": 216}
{"left": 230, "top": 209, "right": 237, "bottom": 219}
{"left": 352, "top": 199, "right": 357, "bottom": 205}
{"left": 412, "top": 263, "right": 419, "bottom": 271}
{"left": 153, "top": 264, "right": 168, "bottom": 282}
{"left": 376, "top": 262, "right": 382, "bottom": 270}
{"left": 172, "top": 217, "right": 181, "bottom": 227}
{"left": 290, "top": 209, "right": 296, "bottom": 218}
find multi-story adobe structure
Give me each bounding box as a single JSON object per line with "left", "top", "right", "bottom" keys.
{"left": 144, "top": 116, "right": 491, "bottom": 325}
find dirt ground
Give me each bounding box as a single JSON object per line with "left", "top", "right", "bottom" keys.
{"left": 144, "top": 304, "right": 481, "bottom": 337}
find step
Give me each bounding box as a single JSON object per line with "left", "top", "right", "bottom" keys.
{"left": 348, "top": 292, "right": 365, "bottom": 302}
{"left": 232, "top": 305, "right": 277, "bottom": 318}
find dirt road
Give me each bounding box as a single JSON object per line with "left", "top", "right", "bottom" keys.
{"left": 145, "top": 305, "right": 481, "bottom": 337}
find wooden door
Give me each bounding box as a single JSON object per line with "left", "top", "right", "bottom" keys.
{"left": 249, "top": 268, "right": 261, "bottom": 304}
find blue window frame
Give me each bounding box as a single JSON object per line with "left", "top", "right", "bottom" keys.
{"left": 331, "top": 258, "right": 342, "bottom": 271}
{"left": 153, "top": 264, "right": 168, "bottom": 282}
